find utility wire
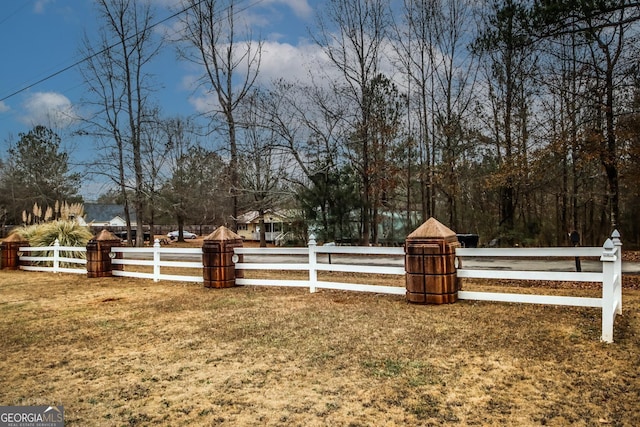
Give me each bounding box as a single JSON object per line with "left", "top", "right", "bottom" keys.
{"left": 0, "top": 2, "right": 30, "bottom": 26}
{"left": 1, "top": 1, "right": 202, "bottom": 103}
{"left": 0, "top": 0, "right": 265, "bottom": 103}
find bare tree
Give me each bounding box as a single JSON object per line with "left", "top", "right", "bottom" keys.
{"left": 533, "top": 0, "right": 640, "bottom": 236}
{"left": 141, "top": 110, "right": 172, "bottom": 236}
{"left": 237, "top": 92, "right": 293, "bottom": 246}
{"left": 431, "top": 0, "right": 478, "bottom": 230}
{"left": 177, "top": 0, "right": 262, "bottom": 231}
{"left": 394, "top": 0, "right": 438, "bottom": 224}
{"left": 314, "top": 0, "right": 390, "bottom": 245}
{"left": 80, "top": 0, "right": 161, "bottom": 246}
{"left": 473, "top": 0, "right": 537, "bottom": 239}
{"left": 257, "top": 79, "right": 351, "bottom": 240}
{"left": 394, "top": 0, "right": 479, "bottom": 230}
{"left": 578, "top": 5, "right": 630, "bottom": 231}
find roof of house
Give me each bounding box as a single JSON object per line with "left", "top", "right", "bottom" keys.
{"left": 83, "top": 203, "right": 137, "bottom": 224}
{"left": 237, "top": 209, "right": 290, "bottom": 224}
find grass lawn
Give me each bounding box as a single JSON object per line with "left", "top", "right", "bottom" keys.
{"left": 0, "top": 269, "right": 639, "bottom": 426}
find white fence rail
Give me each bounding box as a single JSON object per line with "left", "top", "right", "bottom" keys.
{"left": 456, "top": 231, "right": 623, "bottom": 343}
{"left": 19, "top": 239, "right": 87, "bottom": 274}
{"left": 234, "top": 238, "right": 406, "bottom": 295}
{"left": 14, "top": 232, "right": 624, "bottom": 342}
{"left": 111, "top": 242, "right": 203, "bottom": 283}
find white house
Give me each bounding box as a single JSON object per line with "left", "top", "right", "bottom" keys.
{"left": 78, "top": 204, "right": 137, "bottom": 228}
{"left": 236, "top": 210, "right": 290, "bottom": 243}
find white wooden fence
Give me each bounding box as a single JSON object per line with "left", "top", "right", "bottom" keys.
{"left": 456, "top": 231, "right": 623, "bottom": 343}
{"left": 234, "top": 237, "right": 406, "bottom": 295}
{"left": 110, "top": 245, "right": 203, "bottom": 283}
{"left": 17, "top": 240, "right": 204, "bottom": 282}
{"left": 18, "top": 239, "right": 87, "bottom": 275}
{"left": 15, "top": 232, "right": 623, "bottom": 342}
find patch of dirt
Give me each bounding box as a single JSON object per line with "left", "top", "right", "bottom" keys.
{"left": 99, "top": 297, "right": 124, "bottom": 303}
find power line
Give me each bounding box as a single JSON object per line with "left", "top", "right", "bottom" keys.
{"left": 0, "top": 1, "right": 30, "bottom": 26}
{"left": 1, "top": 1, "right": 201, "bottom": 103}
{"left": 0, "top": 0, "right": 265, "bottom": 103}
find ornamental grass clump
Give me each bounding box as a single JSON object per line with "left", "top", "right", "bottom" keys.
{"left": 21, "top": 201, "right": 84, "bottom": 225}
{"left": 14, "top": 220, "right": 93, "bottom": 267}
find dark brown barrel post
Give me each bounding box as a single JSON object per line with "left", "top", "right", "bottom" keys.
{"left": 1, "top": 233, "right": 29, "bottom": 270}
{"left": 202, "top": 226, "right": 244, "bottom": 288}
{"left": 405, "top": 218, "right": 460, "bottom": 304}
{"left": 86, "top": 229, "right": 122, "bottom": 278}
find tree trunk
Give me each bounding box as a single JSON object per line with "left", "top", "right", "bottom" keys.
{"left": 602, "top": 65, "right": 619, "bottom": 229}
{"left": 259, "top": 210, "right": 266, "bottom": 247}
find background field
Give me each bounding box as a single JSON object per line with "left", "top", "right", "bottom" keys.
{"left": 1, "top": 269, "right": 639, "bottom": 426}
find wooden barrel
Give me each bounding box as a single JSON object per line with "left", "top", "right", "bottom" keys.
{"left": 86, "top": 230, "right": 122, "bottom": 278}
{"left": 202, "top": 227, "right": 244, "bottom": 288}
{"left": 1, "top": 233, "right": 29, "bottom": 270}
{"left": 405, "top": 218, "right": 460, "bottom": 304}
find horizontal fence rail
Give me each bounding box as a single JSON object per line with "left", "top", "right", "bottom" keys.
{"left": 456, "top": 232, "right": 623, "bottom": 342}
{"left": 11, "top": 230, "right": 623, "bottom": 342}
{"left": 456, "top": 247, "right": 604, "bottom": 257}
{"left": 19, "top": 240, "right": 87, "bottom": 274}
{"left": 111, "top": 244, "right": 204, "bottom": 283}
{"left": 234, "top": 240, "right": 406, "bottom": 295}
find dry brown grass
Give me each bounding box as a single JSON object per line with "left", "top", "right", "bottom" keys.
{"left": 1, "top": 269, "right": 639, "bottom": 426}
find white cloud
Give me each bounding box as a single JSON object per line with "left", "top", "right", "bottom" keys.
{"left": 186, "top": 40, "right": 333, "bottom": 115}
{"left": 0, "top": 101, "right": 9, "bottom": 113}
{"left": 263, "top": 0, "right": 313, "bottom": 19}
{"left": 188, "top": 93, "right": 218, "bottom": 115}
{"left": 240, "top": 0, "right": 313, "bottom": 32}
{"left": 183, "top": 32, "right": 413, "bottom": 117}
{"left": 33, "top": 0, "right": 53, "bottom": 14}
{"left": 21, "top": 92, "right": 79, "bottom": 129}
{"left": 180, "top": 72, "right": 200, "bottom": 92}
{"left": 258, "top": 40, "right": 322, "bottom": 83}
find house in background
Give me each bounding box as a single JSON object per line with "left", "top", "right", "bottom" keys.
{"left": 78, "top": 204, "right": 137, "bottom": 228}
{"left": 236, "top": 210, "right": 290, "bottom": 243}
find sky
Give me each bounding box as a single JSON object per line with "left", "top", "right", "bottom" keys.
{"left": 0, "top": 0, "right": 325, "bottom": 199}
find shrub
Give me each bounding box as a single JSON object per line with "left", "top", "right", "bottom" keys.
{"left": 13, "top": 220, "right": 93, "bottom": 266}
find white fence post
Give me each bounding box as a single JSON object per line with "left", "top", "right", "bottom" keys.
{"left": 53, "top": 239, "right": 60, "bottom": 273}
{"left": 153, "top": 239, "right": 161, "bottom": 282}
{"left": 611, "top": 230, "right": 623, "bottom": 315}
{"left": 308, "top": 234, "right": 317, "bottom": 293}
{"left": 600, "top": 238, "right": 616, "bottom": 343}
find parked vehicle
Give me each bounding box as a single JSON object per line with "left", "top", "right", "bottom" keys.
{"left": 114, "top": 230, "right": 151, "bottom": 242}
{"left": 167, "top": 230, "right": 197, "bottom": 240}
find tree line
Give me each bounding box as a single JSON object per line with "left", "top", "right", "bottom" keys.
{"left": 2, "top": 0, "right": 639, "bottom": 247}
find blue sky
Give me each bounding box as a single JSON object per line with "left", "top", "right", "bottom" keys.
{"left": 0, "top": 0, "right": 322, "bottom": 198}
